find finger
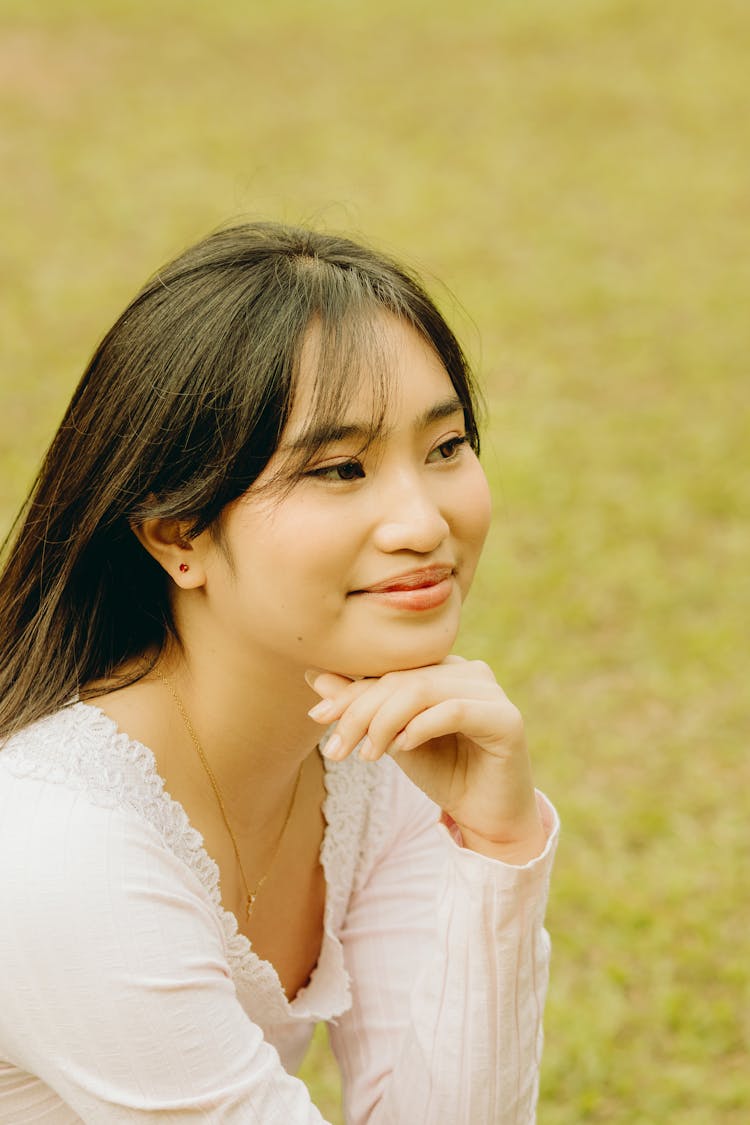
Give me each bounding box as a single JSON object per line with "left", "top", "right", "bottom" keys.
{"left": 305, "top": 671, "right": 374, "bottom": 725}
{"left": 306, "top": 656, "right": 483, "bottom": 708}
{"left": 392, "top": 697, "right": 525, "bottom": 757}
{"left": 309, "top": 660, "right": 506, "bottom": 759}
{"left": 354, "top": 676, "right": 441, "bottom": 761}
{"left": 307, "top": 668, "right": 425, "bottom": 743}
{"left": 317, "top": 675, "right": 404, "bottom": 759}
{"left": 305, "top": 668, "right": 354, "bottom": 695}
{"left": 340, "top": 672, "right": 502, "bottom": 762}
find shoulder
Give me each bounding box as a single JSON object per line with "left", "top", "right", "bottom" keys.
{"left": 0, "top": 702, "right": 164, "bottom": 808}
{"left": 0, "top": 704, "right": 223, "bottom": 934}
{"left": 0, "top": 717, "right": 230, "bottom": 1068}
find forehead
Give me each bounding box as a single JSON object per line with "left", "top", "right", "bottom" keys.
{"left": 287, "top": 311, "right": 455, "bottom": 434}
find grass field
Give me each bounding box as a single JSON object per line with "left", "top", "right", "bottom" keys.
{"left": 1, "top": 1, "right": 747, "bottom": 1120}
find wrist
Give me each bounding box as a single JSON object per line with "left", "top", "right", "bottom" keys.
{"left": 442, "top": 804, "right": 547, "bottom": 865}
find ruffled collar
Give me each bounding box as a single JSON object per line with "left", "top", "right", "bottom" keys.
{"left": 1, "top": 702, "right": 383, "bottom": 1027}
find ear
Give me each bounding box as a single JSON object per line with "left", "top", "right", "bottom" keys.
{"left": 131, "top": 518, "right": 207, "bottom": 589}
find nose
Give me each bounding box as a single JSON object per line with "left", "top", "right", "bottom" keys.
{"left": 371, "top": 476, "right": 450, "bottom": 555}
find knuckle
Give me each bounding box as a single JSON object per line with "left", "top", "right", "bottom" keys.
{"left": 472, "top": 659, "right": 492, "bottom": 674}
{"left": 439, "top": 697, "right": 465, "bottom": 727}
{"left": 503, "top": 701, "right": 525, "bottom": 738}
{"left": 335, "top": 696, "right": 370, "bottom": 735}
{"left": 468, "top": 659, "right": 494, "bottom": 681}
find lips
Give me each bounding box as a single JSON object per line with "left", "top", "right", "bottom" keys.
{"left": 354, "top": 565, "right": 454, "bottom": 594}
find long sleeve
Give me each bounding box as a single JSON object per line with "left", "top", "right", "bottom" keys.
{"left": 1, "top": 711, "right": 558, "bottom": 1125}
{"left": 328, "top": 758, "right": 558, "bottom": 1125}
{"left": 0, "top": 769, "right": 328, "bottom": 1124}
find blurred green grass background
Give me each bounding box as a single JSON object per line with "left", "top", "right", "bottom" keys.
{"left": 1, "top": 1, "right": 747, "bottom": 1120}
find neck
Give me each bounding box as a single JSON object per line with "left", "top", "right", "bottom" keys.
{"left": 152, "top": 633, "right": 324, "bottom": 829}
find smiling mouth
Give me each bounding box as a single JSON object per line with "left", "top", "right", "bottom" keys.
{"left": 353, "top": 565, "right": 455, "bottom": 595}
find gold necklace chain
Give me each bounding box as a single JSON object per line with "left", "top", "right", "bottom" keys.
{"left": 156, "top": 671, "right": 304, "bottom": 921}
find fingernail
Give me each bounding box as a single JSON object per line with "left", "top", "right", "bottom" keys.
{"left": 390, "top": 732, "right": 408, "bottom": 753}
{"left": 308, "top": 699, "right": 336, "bottom": 722}
{"left": 321, "top": 733, "right": 343, "bottom": 760}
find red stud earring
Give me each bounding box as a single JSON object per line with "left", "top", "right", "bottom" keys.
{"left": 179, "top": 563, "right": 189, "bottom": 573}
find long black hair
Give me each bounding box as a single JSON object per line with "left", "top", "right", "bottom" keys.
{"left": 0, "top": 221, "right": 482, "bottom": 737}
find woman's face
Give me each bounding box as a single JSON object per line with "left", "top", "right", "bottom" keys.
{"left": 204, "top": 314, "right": 492, "bottom": 679}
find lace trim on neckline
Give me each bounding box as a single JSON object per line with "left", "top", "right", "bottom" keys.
{"left": 1, "top": 702, "right": 383, "bottom": 1025}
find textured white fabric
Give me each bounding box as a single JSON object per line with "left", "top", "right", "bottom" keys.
{"left": 0, "top": 703, "right": 558, "bottom": 1124}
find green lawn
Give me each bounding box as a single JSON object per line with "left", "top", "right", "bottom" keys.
{"left": 1, "top": 1, "right": 747, "bottom": 1120}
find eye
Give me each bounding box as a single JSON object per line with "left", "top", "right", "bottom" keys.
{"left": 428, "top": 435, "right": 468, "bottom": 463}
{"left": 307, "top": 459, "right": 366, "bottom": 482}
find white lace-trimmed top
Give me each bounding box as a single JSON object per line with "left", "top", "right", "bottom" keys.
{"left": 0, "top": 703, "right": 558, "bottom": 1124}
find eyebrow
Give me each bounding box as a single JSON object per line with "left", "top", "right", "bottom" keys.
{"left": 280, "top": 395, "right": 466, "bottom": 453}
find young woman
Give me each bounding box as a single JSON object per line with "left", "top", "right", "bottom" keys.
{"left": 0, "top": 223, "right": 558, "bottom": 1123}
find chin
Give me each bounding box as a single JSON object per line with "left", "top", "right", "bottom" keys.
{"left": 337, "top": 636, "right": 458, "bottom": 680}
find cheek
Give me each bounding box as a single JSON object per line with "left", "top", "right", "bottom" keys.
{"left": 236, "top": 500, "right": 331, "bottom": 572}
{"left": 461, "top": 466, "right": 493, "bottom": 548}
{"left": 254, "top": 508, "right": 355, "bottom": 606}
{"left": 452, "top": 469, "right": 492, "bottom": 599}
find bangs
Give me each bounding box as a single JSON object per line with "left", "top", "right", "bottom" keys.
{"left": 251, "top": 258, "right": 481, "bottom": 495}
{"left": 271, "top": 305, "right": 394, "bottom": 487}
{"left": 131, "top": 231, "right": 482, "bottom": 525}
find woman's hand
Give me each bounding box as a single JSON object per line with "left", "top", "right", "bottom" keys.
{"left": 306, "top": 657, "right": 547, "bottom": 864}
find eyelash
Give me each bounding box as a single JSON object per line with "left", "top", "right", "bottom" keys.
{"left": 428, "top": 435, "right": 468, "bottom": 462}
{"left": 306, "top": 435, "right": 468, "bottom": 483}
{"left": 307, "top": 459, "right": 366, "bottom": 482}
